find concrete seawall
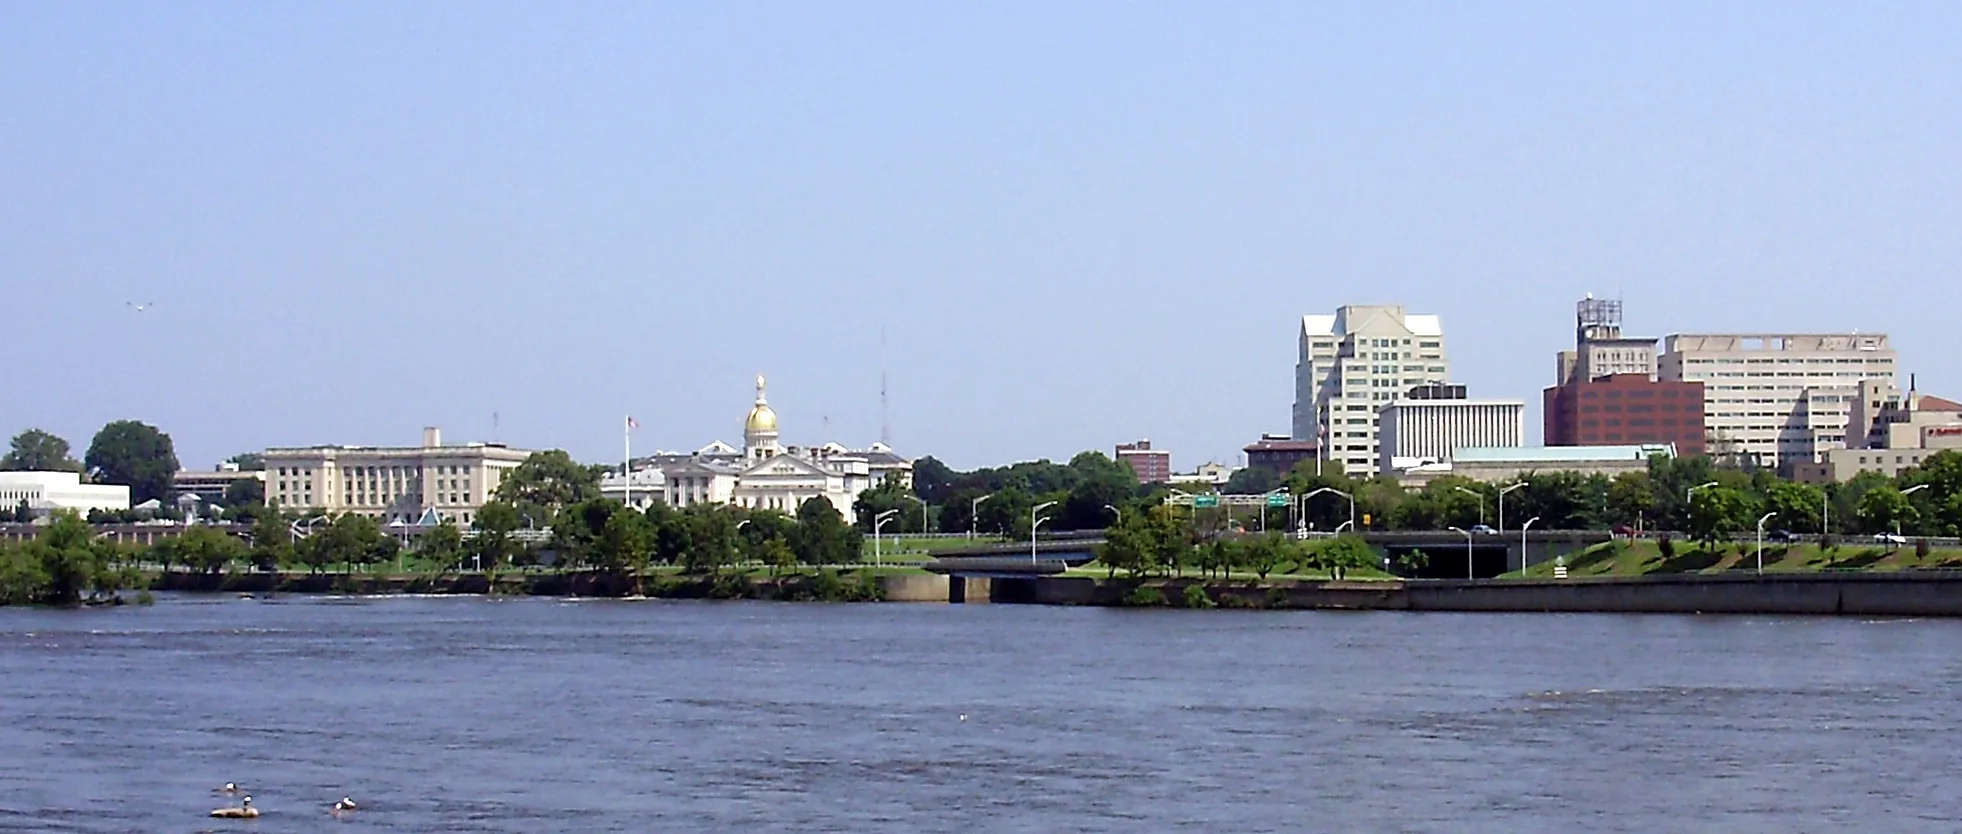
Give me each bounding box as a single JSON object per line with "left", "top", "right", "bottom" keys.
{"left": 1012, "top": 572, "right": 1962, "bottom": 617}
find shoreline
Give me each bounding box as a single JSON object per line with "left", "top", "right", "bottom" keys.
{"left": 136, "top": 569, "right": 1962, "bottom": 617}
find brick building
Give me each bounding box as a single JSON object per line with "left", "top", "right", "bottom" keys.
{"left": 1543, "top": 374, "right": 1707, "bottom": 456}
{"left": 1242, "top": 434, "right": 1323, "bottom": 477}
{"left": 1114, "top": 440, "right": 1171, "bottom": 484}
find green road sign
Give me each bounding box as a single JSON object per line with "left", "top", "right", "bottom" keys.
{"left": 1265, "top": 493, "right": 1290, "bottom": 507}
{"left": 1193, "top": 495, "right": 1220, "bottom": 508}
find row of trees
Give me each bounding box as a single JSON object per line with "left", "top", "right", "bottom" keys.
{"left": 1097, "top": 505, "right": 1381, "bottom": 580}
{"left": 0, "top": 513, "right": 142, "bottom": 606}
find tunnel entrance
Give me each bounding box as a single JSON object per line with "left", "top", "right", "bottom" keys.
{"left": 1384, "top": 544, "right": 1511, "bottom": 579}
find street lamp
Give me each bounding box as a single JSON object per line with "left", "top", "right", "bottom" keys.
{"left": 1900, "top": 484, "right": 1930, "bottom": 537}
{"left": 1103, "top": 504, "right": 1121, "bottom": 525}
{"left": 1031, "top": 501, "right": 1058, "bottom": 566}
{"left": 1448, "top": 526, "right": 1473, "bottom": 580}
{"left": 1452, "top": 486, "right": 1487, "bottom": 527}
{"left": 1305, "top": 487, "right": 1356, "bottom": 533}
{"left": 1497, "top": 483, "right": 1526, "bottom": 534}
{"left": 874, "top": 509, "right": 899, "bottom": 568}
{"left": 904, "top": 494, "right": 928, "bottom": 535}
{"left": 1333, "top": 520, "right": 1355, "bottom": 534}
{"left": 1521, "top": 516, "right": 1542, "bottom": 575}
{"left": 1755, "top": 512, "right": 1778, "bottom": 574}
{"left": 970, "top": 494, "right": 993, "bottom": 541}
{"left": 1687, "top": 481, "right": 1720, "bottom": 504}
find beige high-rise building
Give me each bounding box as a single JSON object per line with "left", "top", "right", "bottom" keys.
{"left": 1658, "top": 333, "right": 1897, "bottom": 470}
{"left": 261, "top": 427, "right": 533, "bottom": 527}
{"left": 1293, "top": 304, "right": 1450, "bottom": 475}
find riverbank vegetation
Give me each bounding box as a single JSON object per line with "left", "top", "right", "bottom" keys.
{"left": 0, "top": 512, "right": 144, "bottom": 606}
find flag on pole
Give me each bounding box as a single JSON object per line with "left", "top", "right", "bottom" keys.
{"left": 627, "top": 416, "right": 639, "bottom": 431}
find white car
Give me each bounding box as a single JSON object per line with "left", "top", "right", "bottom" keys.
{"left": 1873, "top": 533, "right": 1909, "bottom": 546}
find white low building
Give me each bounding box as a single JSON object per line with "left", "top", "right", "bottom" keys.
{"left": 0, "top": 471, "right": 132, "bottom": 516}
{"left": 598, "top": 467, "right": 668, "bottom": 512}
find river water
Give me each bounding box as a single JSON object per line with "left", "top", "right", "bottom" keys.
{"left": 2, "top": 595, "right": 1960, "bottom": 832}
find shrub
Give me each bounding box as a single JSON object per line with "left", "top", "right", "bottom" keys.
{"left": 1916, "top": 538, "right": 1932, "bottom": 561}
{"left": 707, "top": 574, "right": 753, "bottom": 600}
{"left": 134, "top": 589, "right": 156, "bottom": 606}
{"left": 1122, "top": 586, "right": 1167, "bottom": 607}
{"left": 1657, "top": 535, "right": 1676, "bottom": 561}
{"left": 1821, "top": 534, "right": 1838, "bottom": 551}
{"left": 1182, "top": 584, "right": 1215, "bottom": 610}
{"left": 1265, "top": 587, "right": 1290, "bottom": 609}
{"left": 1218, "top": 592, "right": 1257, "bottom": 609}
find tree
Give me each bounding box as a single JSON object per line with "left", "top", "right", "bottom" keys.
{"left": 471, "top": 501, "right": 523, "bottom": 580}
{"left": 1688, "top": 487, "right": 1754, "bottom": 549}
{"left": 222, "top": 478, "right": 266, "bottom": 509}
{"left": 419, "top": 521, "right": 464, "bottom": 572}
{"left": 760, "top": 535, "right": 797, "bottom": 576}
{"left": 1857, "top": 486, "right": 1916, "bottom": 537}
{"left": 174, "top": 526, "right": 247, "bottom": 574}
{"left": 911, "top": 456, "right": 960, "bottom": 505}
{"left": 227, "top": 453, "right": 266, "bottom": 471}
{"left": 1224, "top": 466, "right": 1281, "bottom": 496}
{"left": 84, "top": 421, "right": 179, "bottom": 505}
{"left": 1244, "top": 533, "right": 1289, "bottom": 580}
{"left": 1605, "top": 471, "right": 1657, "bottom": 530}
{"left": 494, "top": 450, "right": 604, "bottom": 518}
{"left": 1095, "top": 509, "right": 1161, "bottom": 578}
{"left": 1762, "top": 480, "right": 1825, "bottom": 534}
{"left": 2, "top": 429, "right": 82, "bottom": 472}
{"left": 682, "top": 505, "right": 741, "bottom": 574}
{"left": 1058, "top": 452, "right": 1139, "bottom": 531}
{"left": 594, "top": 509, "right": 654, "bottom": 591}
{"left": 853, "top": 475, "right": 924, "bottom": 533}
{"left": 793, "top": 498, "right": 859, "bottom": 566}
{"left": 1312, "top": 535, "right": 1376, "bottom": 580}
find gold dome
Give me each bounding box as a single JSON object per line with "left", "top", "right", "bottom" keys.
{"left": 745, "top": 375, "right": 779, "bottom": 435}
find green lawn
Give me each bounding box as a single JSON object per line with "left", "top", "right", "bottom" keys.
{"left": 1511, "top": 539, "right": 1962, "bottom": 579}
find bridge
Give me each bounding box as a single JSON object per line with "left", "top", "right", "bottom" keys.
{"left": 925, "top": 530, "right": 1615, "bottom": 580}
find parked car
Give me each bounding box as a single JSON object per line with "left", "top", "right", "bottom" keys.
{"left": 1470, "top": 524, "right": 1496, "bottom": 534}
{"left": 1873, "top": 532, "right": 1909, "bottom": 546}
{"left": 1611, "top": 524, "right": 1636, "bottom": 537}
{"left": 1767, "top": 529, "right": 1795, "bottom": 543}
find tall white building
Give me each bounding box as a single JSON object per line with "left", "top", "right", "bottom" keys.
{"left": 1293, "top": 304, "right": 1451, "bottom": 474}
{"left": 1378, "top": 399, "right": 1525, "bottom": 473}
{"left": 1658, "top": 333, "right": 1897, "bottom": 470}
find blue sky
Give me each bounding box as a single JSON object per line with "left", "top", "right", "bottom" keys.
{"left": 3, "top": 2, "right": 1957, "bottom": 472}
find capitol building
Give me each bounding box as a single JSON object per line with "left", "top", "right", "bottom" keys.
{"left": 601, "top": 376, "right": 911, "bottom": 524}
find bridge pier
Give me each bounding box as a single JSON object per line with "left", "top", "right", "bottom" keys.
{"left": 949, "top": 576, "right": 992, "bottom": 604}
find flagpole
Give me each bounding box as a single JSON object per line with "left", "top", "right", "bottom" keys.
{"left": 624, "top": 415, "right": 632, "bottom": 509}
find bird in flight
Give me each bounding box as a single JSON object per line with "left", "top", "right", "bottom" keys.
{"left": 126, "top": 301, "right": 156, "bottom": 312}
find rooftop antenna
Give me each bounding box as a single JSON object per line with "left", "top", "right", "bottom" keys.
{"left": 492, "top": 411, "right": 500, "bottom": 442}
{"left": 880, "top": 321, "right": 891, "bottom": 446}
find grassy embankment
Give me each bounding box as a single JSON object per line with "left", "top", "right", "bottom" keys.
{"left": 1512, "top": 539, "right": 1962, "bottom": 579}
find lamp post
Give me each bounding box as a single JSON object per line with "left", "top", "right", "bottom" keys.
{"left": 1755, "top": 512, "right": 1778, "bottom": 574}
{"left": 1306, "top": 487, "right": 1355, "bottom": 533}
{"left": 970, "top": 494, "right": 993, "bottom": 541}
{"left": 904, "top": 495, "right": 928, "bottom": 535}
{"left": 1031, "top": 501, "right": 1058, "bottom": 566}
{"left": 1448, "top": 526, "right": 1473, "bottom": 580}
{"left": 1453, "top": 486, "right": 1487, "bottom": 527}
{"left": 1521, "top": 516, "right": 1541, "bottom": 575}
{"left": 1497, "top": 483, "right": 1526, "bottom": 534}
{"left": 1333, "top": 520, "right": 1355, "bottom": 534}
{"left": 874, "top": 509, "right": 899, "bottom": 568}
{"left": 1687, "top": 481, "right": 1720, "bottom": 504}
{"left": 1103, "top": 504, "right": 1121, "bottom": 526}
{"left": 1901, "top": 484, "right": 1930, "bottom": 537}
